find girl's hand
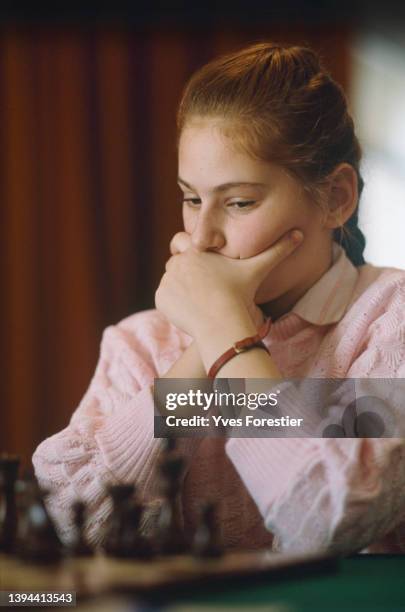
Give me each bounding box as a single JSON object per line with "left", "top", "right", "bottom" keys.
{"left": 155, "top": 229, "right": 304, "bottom": 337}
{"left": 170, "top": 231, "right": 265, "bottom": 329}
{"left": 169, "top": 231, "right": 192, "bottom": 256}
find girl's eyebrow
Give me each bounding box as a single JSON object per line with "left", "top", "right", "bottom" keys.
{"left": 177, "top": 177, "right": 267, "bottom": 192}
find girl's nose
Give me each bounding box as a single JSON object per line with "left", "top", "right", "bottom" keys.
{"left": 190, "top": 215, "right": 225, "bottom": 251}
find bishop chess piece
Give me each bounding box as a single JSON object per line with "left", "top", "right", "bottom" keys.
{"left": 192, "top": 501, "right": 223, "bottom": 559}
{"left": 156, "top": 438, "right": 189, "bottom": 555}
{"left": 0, "top": 453, "right": 20, "bottom": 553}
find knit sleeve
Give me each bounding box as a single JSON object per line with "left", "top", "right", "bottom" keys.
{"left": 225, "top": 281, "right": 405, "bottom": 556}
{"left": 32, "top": 310, "right": 197, "bottom": 547}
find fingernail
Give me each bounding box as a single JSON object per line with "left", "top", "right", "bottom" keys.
{"left": 291, "top": 230, "right": 304, "bottom": 243}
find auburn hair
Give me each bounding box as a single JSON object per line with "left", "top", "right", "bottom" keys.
{"left": 176, "top": 41, "right": 366, "bottom": 266}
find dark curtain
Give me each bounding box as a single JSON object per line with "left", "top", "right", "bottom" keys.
{"left": 0, "top": 22, "right": 352, "bottom": 470}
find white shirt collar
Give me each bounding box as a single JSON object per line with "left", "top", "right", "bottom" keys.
{"left": 289, "top": 242, "right": 359, "bottom": 325}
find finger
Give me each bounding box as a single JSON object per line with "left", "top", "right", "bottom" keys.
{"left": 248, "top": 303, "right": 265, "bottom": 328}
{"left": 169, "top": 231, "right": 192, "bottom": 255}
{"left": 242, "top": 229, "right": 304, "bottom": 283}
{"left": 165, "top": 255, "right": 177, "bottom": 272}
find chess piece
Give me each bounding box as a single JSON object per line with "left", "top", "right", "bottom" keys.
{"left": 104, "top": 483, "right": 153, "bottom": 559}
{"left": 14, "top": 475, "right": 35, "bottom": 556}
{"left": 192, "top": 501, "right": 223, "bottom": 558}
{"left": 0, "top": 453, "right": 20, "bottom": 553}
{"left": 104, "top": 483, "right": 135, "bottom": 556}
{"left": 156, "top": 446, "right": 189, "bottom": 555}
{"left": 17, "top": 478, "right": 63, "bottom": 563}
{"left": 161, "top": 437, "right": 177, "bottom": 454}
{"left": 120, "top": 498, "right": 153, "bottom": 559}
{"left": 69, "top": 501, "right": 93, "bottom": 557}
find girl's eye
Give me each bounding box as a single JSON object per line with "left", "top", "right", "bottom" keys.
{"left": 182, "top": 198, "right": 256, "bottom": 209}
{"left": 228, "top": 200, "right": 256, "bottom": 209}
{"left": 182, "top": 198, "right": 201, "bottom": 207}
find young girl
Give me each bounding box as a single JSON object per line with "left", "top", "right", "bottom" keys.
{"left": 33, "top": 42, "right": 405, "bottom": 555}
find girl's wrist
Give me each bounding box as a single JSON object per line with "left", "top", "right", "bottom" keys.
{"left": 194, "top": 310, "right": 258, "bottom": 374}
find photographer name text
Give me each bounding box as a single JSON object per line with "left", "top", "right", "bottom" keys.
{"left": 164, "top": 414, "right": 304, "bottom": 428}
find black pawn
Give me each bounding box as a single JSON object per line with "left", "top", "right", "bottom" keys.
{"left": 69, "top": 501, "right": 93, "bottom": 557}
{"left": 0, "top": 453, "right": 20, "bottom": 553}
{"left": 193, "top": 502, "right": 223, "bottom": 559}
{"left": 157, "top": 451, "right": 189, "bottom": 555}
{"left": 104, "top": 484, "right": 135, "bottom": 556}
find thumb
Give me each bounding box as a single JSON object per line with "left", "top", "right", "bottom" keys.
{"left": 241, "top": 229, "right": 304, "bottom": 283}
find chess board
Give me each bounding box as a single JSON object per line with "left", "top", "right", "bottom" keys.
{"left": 1, "top": 549, "right": 339, "bottom": 600}
{"left": 0, "top": 451, "right": 339, "bottom": 604}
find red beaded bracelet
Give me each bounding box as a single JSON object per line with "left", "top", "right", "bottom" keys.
{"left": 207, "top": 317, "right": 272, "bottom": 379}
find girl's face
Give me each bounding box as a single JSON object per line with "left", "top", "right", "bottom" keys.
{"left": 178, "top": 119, "right": 334, "bottom": 316}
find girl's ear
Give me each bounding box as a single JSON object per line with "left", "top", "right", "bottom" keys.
{"left": 322, "top": 163, "right": 359, "bottom": 230}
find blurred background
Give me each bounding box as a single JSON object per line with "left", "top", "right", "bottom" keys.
{"left": 1, "top": 2, "right": 405, "bottom": 469}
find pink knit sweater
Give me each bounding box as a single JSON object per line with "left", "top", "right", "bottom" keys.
{"left": 32, "top": 243, "right": 405, "bottom": 555}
